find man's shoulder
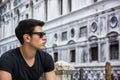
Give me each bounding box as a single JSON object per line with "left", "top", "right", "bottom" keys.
{"left": 37, "top": 50, "right": 53, "bottom": 63}
{"left": 37, "top": 50, "right": 51, "bottom": 57}
{"left": 0, "top": 47, "right": 19, "bottom": 59}
{"left": 37, "top": 50, "right": 54, "bottom": 72}
{"left": 0, "top": 48, "right": 20, "bottom": 74}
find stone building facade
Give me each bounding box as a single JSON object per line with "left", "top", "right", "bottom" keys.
{"left": 0, "top": 0, "right": 120, "bottom": 79}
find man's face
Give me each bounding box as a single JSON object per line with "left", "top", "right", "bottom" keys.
{"left": 29, "top": 26, "right": 46, "bottom": 50}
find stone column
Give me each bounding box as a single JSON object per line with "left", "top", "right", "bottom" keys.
{"left": 98, "top": 39, "right": 101, "bottom": 62}
{"left": 118, "top": 36, "right": 120, "bottom": 61}
{"left": 87, "top": 41, "right": 90, "bottom": 62}
{"left": 106, "top": 38, "right": 109, "bottom": 61}
{"left": 55, "top": 61, "right": 75, "bottom": 80}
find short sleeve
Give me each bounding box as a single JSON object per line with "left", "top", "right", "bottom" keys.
{"left": 44, "top": 53, "right": 55, "bottom": 72}
{"left": 0, "top": 53, "right": 13, "bottom": 74}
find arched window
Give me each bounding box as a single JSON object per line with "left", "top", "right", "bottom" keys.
{"left": 107, "top": 32, "right": 119, "bottom": 60}
{"left": 90, "top": 44, "right": 98, "bottom": 61}
{"left": 110, "top": 41, "right": 119, "bottom": 60}
{"left": 89, "top": 36, "right": 98, "bottom": 61}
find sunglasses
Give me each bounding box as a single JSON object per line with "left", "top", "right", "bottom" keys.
{"left": 31, "top": 32, "right": 46, "bottom": 38}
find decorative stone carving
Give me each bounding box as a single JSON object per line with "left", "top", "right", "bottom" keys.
{"left": 55, "top": 61, "right": 75, "bottom": 80}
{"left": 55, "top": 61, "right": 75, "bottom": 70}
{"left": 70, "top": 28, "right": 75, "bottom": 38}
{"left": 54, "top": 33, "right": 58, "bottom": 41}
{"left": 110, "top": 16, "right": 118, "bottom": 28}
{"left": 91, "top": 22, "right": 97, "bottom": 32}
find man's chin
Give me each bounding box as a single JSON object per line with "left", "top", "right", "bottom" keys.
{"left": 38, "top": 46, "right": 46, "bottom": 50}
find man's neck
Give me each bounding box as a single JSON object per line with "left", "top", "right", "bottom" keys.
{"left": 20, "top": 45, "right": 36, "bottom": 60}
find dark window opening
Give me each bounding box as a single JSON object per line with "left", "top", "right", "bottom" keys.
{"left": 91, "top": 46, "right": 98, "bottom": 61}
{"left": 79, "top": 26, "right": 87, "bottom": 37}
{"left": 59, "top": 0, "right": 63, "bottom": 15}
{"left": 70, "top": 50, "right": 76, "bottom": 62}
{"left": 54, "top": 52, "right": 58, "bottom": 62}
{"left": 110, "top": 41, "right": 119, "bottom": 60}
{"left": 68, "top": 0, "right": 72, "bottom": 12}
{"left": 62, "top": 31, "right": 67, "bottom": 41}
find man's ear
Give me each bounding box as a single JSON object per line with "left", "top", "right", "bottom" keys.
{"left": 23, "top": 34, "right": 31, "bottom": 43}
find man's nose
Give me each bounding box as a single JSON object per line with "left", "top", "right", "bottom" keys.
{"left": 42, "top": 35, "right": 47, "bottom": 40}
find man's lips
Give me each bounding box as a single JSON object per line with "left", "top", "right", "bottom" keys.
{"left": 42, "top": 42, "right": 46, "bottom": 45}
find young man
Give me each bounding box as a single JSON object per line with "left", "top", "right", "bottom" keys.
{"left": 0, "top": 19, "right": 56, "bottom": 80}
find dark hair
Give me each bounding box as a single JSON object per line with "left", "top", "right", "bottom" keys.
{"left": 15, "top": 19, "right": 45, "bottom": 44}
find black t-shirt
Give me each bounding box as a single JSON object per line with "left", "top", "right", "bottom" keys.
{"left": 0, "top": 47, "right": 54, "bottom": 80}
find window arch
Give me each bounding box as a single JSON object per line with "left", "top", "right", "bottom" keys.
{"left": 107, "top": 32, "right": 119, "bottom": 60}
{"left": 89, "top": 36, "right": 98, "bottom": 61}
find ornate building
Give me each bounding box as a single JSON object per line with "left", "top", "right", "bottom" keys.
{"left": 0, "top": 0, "right": 120, "bottom": 79}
